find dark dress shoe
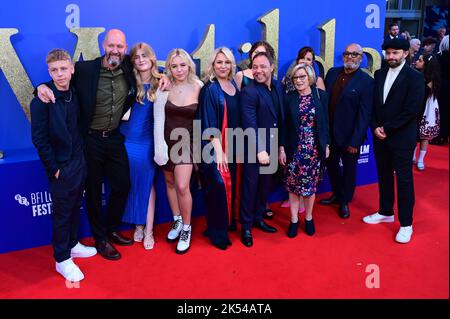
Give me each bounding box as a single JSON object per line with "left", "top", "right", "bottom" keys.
{"left": 319, "top": 194, "right": 338, "bottom": 205}
{"left": 96, "top": 240, "right": 121, "bottom": 260}
{"left": 109, "top": 231, "right": 133, "bottom": 246}
{"left": 228, "top": 218, "right": 237, "bottom": 232}
{"left": 287, "top": 221, "right": 299, "bottom": 238}
{"left": 340, "top": 204, "right": 350, "bottom": 219}
{"left": 305, "top": 218, "right": 315, "bottom": 236}
{"left": 213, "top": 242, "right": 228, "bottom": 250}
{"left": 241, "top": 229, "right": 253, "bottom": 247}
{"left": 255, "top": 220, "right": 277, "bottom": 233}
{"left": 262, "top": 209, "right": 274, "bottom": 220}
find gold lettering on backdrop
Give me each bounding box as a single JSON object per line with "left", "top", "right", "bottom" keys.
{"left": 314, "top": 19, "right": 336, "bottom": 77}
{"left": 192, "top": 24, "right": 215, "bottom": 78}
{"left": 1, "top": 14, "right": 383, "bottom": 123}
{"left": 362, "top": 47, "right": 381, "bottom": 77}
{"left": 0, "top": 28, "right": 34, "bottom": 121}
{"left": 70, "top": 27, "right": 104, "bottom": 61}
{"left": 258, "top": 9, "right": 279, "bottom": 79}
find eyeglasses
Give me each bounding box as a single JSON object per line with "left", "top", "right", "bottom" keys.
{"left": 292, "top": 75, "right": 308, "bottom": 81}
{"left": 343, "top": 51, "right": 362, "bottom": 58}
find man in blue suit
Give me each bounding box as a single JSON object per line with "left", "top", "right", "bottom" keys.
{"left": 240, "top": 51, "right": 283, "bottom": 247}
{"left": 320, "top": 43, "right": 374, "bottom": 218}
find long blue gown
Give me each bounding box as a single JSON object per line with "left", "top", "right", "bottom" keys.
{"left": 120, "top": 84, "right": 155, "bottom": 225}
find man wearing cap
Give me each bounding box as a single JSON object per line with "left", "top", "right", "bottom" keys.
{"left": 363, "top": 38, "right": 425, "bottom": 244}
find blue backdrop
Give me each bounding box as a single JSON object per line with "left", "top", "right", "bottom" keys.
{"left": 0, "top": 0, "right": 385, "bottom": 253}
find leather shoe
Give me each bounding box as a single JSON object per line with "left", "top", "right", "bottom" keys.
{"left": 319, "top": 194, "right": 338, "bottom": 205}
{"left": 255, "top": 220, "right": 277, "bottom": 233}
{"left": 95, "top": 240, "right": 121, "bottom": 260}
{"left": 109, "top": 231, "right": 133, "bottom": 246}
{"left": 339, "top": 204, "right": 350, "bottom": 219}
{"left": 241, "top": 229, "right": 253, "bottom": 247}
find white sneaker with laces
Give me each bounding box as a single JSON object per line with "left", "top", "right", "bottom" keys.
{"left": 362, "top": 212, "right": 395, "bottom": 224}
{"left": 176, "top": 227, "right": 191, "bottom": 254}
{"left": 70, "top": 242, "right": 97, "bottom": 258}
{"left": 167, "top": 216, "right": 183, "bottom": 242}
{"left": 395, "top": 226, "right": 413, "bottom": 243}
{"left": 56, "top": 258, "right": 84, "bottom": 282}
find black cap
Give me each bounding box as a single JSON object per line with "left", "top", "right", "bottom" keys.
{"left": 382, "top": 37, "right": 410, "bottom": 51}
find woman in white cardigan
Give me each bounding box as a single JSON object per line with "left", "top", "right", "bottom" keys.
{"left": 154, "top": 48, "right": 203, "bottom": 254}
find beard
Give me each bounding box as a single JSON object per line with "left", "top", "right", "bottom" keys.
{"left": 344, "top": 61, "right": 360, "bottom": 71}
{"left": 106, "top": 52, "right": 123, "bottom": 67}
{"left": 387, "top": 56, "right": 404, "bottom": 68}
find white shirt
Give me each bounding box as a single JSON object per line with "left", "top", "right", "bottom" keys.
{"left": 383, "top": 60, "right": 405, "bottom": 104}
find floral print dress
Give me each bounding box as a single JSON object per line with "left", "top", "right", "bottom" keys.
{"left": 285, "top": 93, "right": 321, "bottom": 197}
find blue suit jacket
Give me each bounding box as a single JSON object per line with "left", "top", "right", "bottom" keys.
{"left": 325, "top": 67, "right": 374, "bottom": 148}
{"left": 240, "top": 79, "right": 284, "bottom": 157}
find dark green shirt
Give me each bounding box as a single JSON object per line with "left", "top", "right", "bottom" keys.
{"left": 90, "top": 64, "right": 128, "bottom": 130}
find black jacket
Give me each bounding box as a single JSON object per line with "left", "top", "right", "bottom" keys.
{"left": 30, "top": 82, "right": 79, "bottom": 178}
{"left": 280, "top": 87, "right": 330, "bottom": 160}
{"left": 71, "top": 56, "right": 136, "bottom": 135}
{"left": 371, "top": 64, "right": 425, "bottom": 147}
{"left": 324, "top": 67, "right": 374, "bottom": 148}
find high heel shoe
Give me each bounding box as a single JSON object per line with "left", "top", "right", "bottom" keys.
{"left": 143, "top": 229, "right": 155, "bottom": 250}
{"left": 134, "top": 226, "right": 144, "bottom": 242}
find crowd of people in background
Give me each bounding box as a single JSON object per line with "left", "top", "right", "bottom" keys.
{"left": 29, "top": 23, "right": 448, "bottom": 282}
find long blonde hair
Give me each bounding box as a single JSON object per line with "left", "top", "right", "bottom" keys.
{"left": 203, "top": 47, "right": 236, "bottom": 82}
{"left": 130, "top": 42, "right": 161, "bottom": 103}
{"left": 165, "top": 48, "right": 200, "bottom": 84}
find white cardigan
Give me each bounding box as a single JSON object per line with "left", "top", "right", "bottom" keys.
{"left": 153, "top": 89, "right": 170, "bottom": 166}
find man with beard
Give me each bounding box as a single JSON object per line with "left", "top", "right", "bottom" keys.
{"left": 320, "top": 43, "right": 373, "bottom": 219}
{"left": 363, "top": 38, "right": 425, "bottom": 244}
{"left": 37, "top": 29, "right": 137, "bottom": 260}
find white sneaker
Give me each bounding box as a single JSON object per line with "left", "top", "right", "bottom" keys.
{"left": 167, "top": 216, "right": 183, "bottom": 242}
{"left": 56, "top": 258, "right": 84, "bottom": 282}
{"left": 70, "top": 242, "right": 97, "bottom": 258}
{"left": 176, "top": 227, "right": 191, "bottom": 254}
{"left": 395, "top": 226, "right": 413, "bottom": 243}
{"left": 417, "top": 162, "right": 425, "bottom": 171}
{"left": 362, "top": 212, "right": 395, "bottom": 224}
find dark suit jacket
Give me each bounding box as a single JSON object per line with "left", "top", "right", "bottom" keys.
{"left": 30, "top": 82, "right": 79, "bottom": 178}
{"left": 371, "top": 63, "right": 425, "bottom": 147}
{"left": 71, "top": 56, "right": 136, "bottom": 135}
{"left": 325, "top": 67, "right": 374, "bottom": 148}
{"left": 240, "top": 79, "right": 284, "bottom": 156}
{"left": 280, "top": 87, "right": 330, "bottom": 160}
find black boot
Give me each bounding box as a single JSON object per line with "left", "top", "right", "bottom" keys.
{"left": 305, "top": 218, "right": 315, "bottom": 236}
{"left": 287, "top": 221, "right": 299, "bottom": 238}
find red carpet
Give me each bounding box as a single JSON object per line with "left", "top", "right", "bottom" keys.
{"left": 0, "top": 145, "right": 448, "bottom": 299}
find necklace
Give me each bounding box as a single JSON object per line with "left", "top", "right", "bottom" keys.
{"left": 63, "top": 90, "right": 72, "bottom": 103}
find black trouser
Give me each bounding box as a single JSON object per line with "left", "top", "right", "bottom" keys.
{"left": 326, "top": 142, "right": 359, "bottom": 205}
{"left": 373, "top": 138, "right": 415, "bottom": 226}
{"left": 240, "top": 163, "right": 273, "bottom": 231}
{"left": 84, "top": 131, "right": 130, "bottom": 243}
{"left": 49, "top": 155, "right": 86, "bottom": 263}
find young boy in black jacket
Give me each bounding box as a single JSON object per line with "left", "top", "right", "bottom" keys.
{"left": 31, "top": 49, "right": 96, "bottom": 282}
